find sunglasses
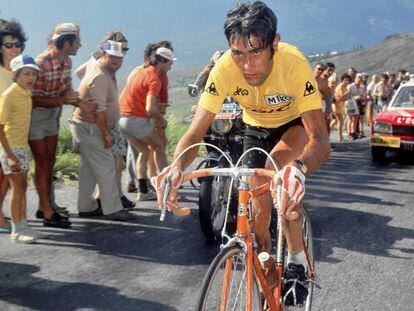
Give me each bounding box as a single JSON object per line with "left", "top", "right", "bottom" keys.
{"left": 2, "top": 41, "right": 23, "bottom": 49}
{"left": 316, "top": 67, "right": 325, "bottom": 72}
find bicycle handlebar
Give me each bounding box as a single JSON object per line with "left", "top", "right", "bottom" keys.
{"left": 160, "top": 167, "right": 276, "bottom": 221}
{"left": 183, "top": 167, "right": 275, "bottom": 183}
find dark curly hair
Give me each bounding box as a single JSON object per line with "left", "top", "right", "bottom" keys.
{"left": 0, "top": 19, "right": 27, "bottom": 66}
{"left": 224, "top": 1, "right": 277, "bottom": 54}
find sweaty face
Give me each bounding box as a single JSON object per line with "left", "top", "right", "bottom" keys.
{"left": 16, "top": 67, "right": 38, "bottom": 90}
{"left": 230, "top": 36, "right": 273, "bottom": 86}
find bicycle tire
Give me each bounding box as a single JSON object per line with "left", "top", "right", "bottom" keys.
{"left": 302, "top": 207, "right": 314, "bottom": 311}
{"left": 196, "top": 245, "right": 263, "bottom": 311}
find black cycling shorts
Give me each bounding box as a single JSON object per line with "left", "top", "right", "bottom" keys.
{"left": 242, "top": 117, "right": 303, "bottom": 169}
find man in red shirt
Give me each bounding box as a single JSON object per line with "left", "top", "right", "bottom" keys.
{"left": 119, "top": 47, "right": 173, "bottom": 201}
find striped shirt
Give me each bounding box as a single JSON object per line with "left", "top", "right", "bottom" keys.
{"left": 32, "top": 48, "right": 73, "bottom": 98}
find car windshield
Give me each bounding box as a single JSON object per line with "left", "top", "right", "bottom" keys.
{"left": 392, "top": 86, "right": 414, "bottom": 108}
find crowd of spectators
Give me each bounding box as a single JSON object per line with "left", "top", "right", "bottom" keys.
{"left": 0, "top": 19, "right": 174, "bottom": 243}
{"left": 312, "top": 62, "right": 409, "bottom": 143}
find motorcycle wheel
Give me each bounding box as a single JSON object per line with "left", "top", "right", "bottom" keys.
{"left": 199, "top": 175, "right": 235, "bottom": 243}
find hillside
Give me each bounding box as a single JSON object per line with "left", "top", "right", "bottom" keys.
{"left": 314, "top": 32, "right": 414, "bottom": 75}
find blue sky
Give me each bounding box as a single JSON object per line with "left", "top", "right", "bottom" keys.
{"left": 2, "top": 0, "right": 414, "bottom": 81}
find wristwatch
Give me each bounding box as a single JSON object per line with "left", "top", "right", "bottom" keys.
{"left": 293, "top": 159, "right": 307, "bottom": 175}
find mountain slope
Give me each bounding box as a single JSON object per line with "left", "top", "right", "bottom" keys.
{"left": 313, "top": 32, "right": 414, "bottom": 75}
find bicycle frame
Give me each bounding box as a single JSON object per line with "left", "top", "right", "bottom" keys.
{"left": 169, "top": 167, "right": 315, "bottom": 311}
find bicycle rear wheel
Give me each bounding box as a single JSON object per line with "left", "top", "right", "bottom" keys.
{"left": 197, "top": 245, "right": 263, "bottom": 311}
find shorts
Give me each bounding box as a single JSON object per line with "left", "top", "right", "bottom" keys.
{"left": 118, "top": 115, "right": 155, "bottom": 139}
{"left": 346, "top": 108, "right": 359, "bottom": 116}
{"left": 29, "top": 108, "right": 60, "bottom": 140}
{"left": 357, "top": 103, "right": 366, "bottom": 116}
{"left": 242, "top": 117, "right": 303, "bottom": 168}
{"left": 0, "top": 147, "right": 31, "bottom": 175}
{"left": 110, "top": 127, "right": 126, "bottom": 157}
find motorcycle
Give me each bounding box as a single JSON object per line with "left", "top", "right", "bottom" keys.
{"left": 188, "top": 84, "right": 245, "bottom": 242}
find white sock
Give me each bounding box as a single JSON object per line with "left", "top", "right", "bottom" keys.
{"left": 287, "top": 251, "right": 308, "bottom": 269}
{"left": 11, "top": 220, "right": 24, "bottom": 234}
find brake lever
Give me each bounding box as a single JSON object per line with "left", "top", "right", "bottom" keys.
{"left": 160, "top": 179, "right": 172, "bottom": 221}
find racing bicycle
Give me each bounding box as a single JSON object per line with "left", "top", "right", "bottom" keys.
{"left": 159, "top": 146, "right": 318, "bottom": 310}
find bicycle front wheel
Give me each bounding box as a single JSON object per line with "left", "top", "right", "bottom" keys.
{"left": 302, "top": 207, "right": 314, "bottom": 311}
{"left": 197, "top": 246, "right": 262, "bottom": 311}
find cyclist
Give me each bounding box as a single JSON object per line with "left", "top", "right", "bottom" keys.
{"left": 153, "top": 1, "right": 330, "bottom": 306}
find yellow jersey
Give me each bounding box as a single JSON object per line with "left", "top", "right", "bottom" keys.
{"left": 0, "top": 83, "right": 33, "bottom": 148}
{"left": 198, "top": 43, "right": 322, "bottom": 128}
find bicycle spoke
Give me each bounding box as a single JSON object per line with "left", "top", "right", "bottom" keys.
{"left": 197, "top": 246, "right": 262, "bottom": 311}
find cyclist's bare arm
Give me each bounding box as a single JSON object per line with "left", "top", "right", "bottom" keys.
{"left": 278, "top": 108, "right": 330, "bottom": 217}
{"left": 172, "top": 106, "right": 215, "bottom": 171}
{"left": 296, "top": 108, "right": 331, "bottom": 173}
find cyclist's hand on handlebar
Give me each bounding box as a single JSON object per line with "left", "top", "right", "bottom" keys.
{"left": 270, "top": 165, "right": 305, "bottom": 220}
{"left": 151, "top": 166, "right": 190, "bottom": 216}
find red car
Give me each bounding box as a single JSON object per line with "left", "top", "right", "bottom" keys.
{"left": 370, "top": 78, "right": 414, "bottom": 162}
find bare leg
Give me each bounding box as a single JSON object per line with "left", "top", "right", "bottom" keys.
{"left": 7, "top": 173, "right": 26, "bottom": 224}
{"left": 337, "top": 113, "right": 343, "bottom": 142}
{"left": 29, "top": 135, "right": 58, "bottom": 219}
{"left": 147, "top": 147, "right": 157, "bottom": 178}
{"left": 0, "top": 166, "right": 10, "bottom": 226}
{"left": 251, "top": 125, "right": 308, "bottom": 254}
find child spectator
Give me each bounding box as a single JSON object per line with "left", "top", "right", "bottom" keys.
{"left": 0, "top": 55, "right": 44, "bottom": 243}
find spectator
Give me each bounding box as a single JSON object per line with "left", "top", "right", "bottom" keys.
{"left": 30, "top": 23, "right": 94, "bottom": 228}
{"left": 374, "top": 73, "right": 392, "bottom": 112}
{"left": 118, "top": 47, "right": 173, "bottom": 201}
{"left": 124, "top": 42, "right": 158, "bottom": 193}
{"left": 0, "top": 55, "right": 44, "bottom": 243}
{"left": 0, "top": 19, "right": 26, "bottom": 233}
{"left": 388, "top": 73, "right": 396, "bottom": 90}
{"left": 146, "top": 40, "right": 172, "bottom": 183}
{"left": 393, "top": 69, "right": 407, "bottom": 91}
{"left": 366, "top": 74, "right": 379, "bottom": 125}
{"left": 332, "top": 73, "right": 351, "bottom": 142}
{"left": 313, "top": 63, "right": 328, "bottom": 104}
{"left": 71, "top": 40, "right": 136, "bottom": 221}
{"left": 321, "top": 62, "right": 336, "bottom": 135}
{"left": 350, "top": 74, "right": 367, "bottom": 138}
{"left": 347, "top": 67, "right": 357, "bottom": 83}
{"left": 75, "top": 30, "right": 129, "bottom": 80}
{"left": 75, "top": 30, "right": 134, "bottom": 210}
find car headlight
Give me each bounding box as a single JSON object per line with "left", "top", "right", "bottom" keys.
{"left": 373, "top": 121, "right": 393, "bottom": 134}
{"left": 211, "top": 119, "right": 232, "bottom": 134}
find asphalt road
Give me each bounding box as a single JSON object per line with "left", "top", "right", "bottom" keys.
{"left": 0, "top": 138, "right": 413, "bottom": 311}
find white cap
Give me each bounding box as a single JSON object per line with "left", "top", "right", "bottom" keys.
{"left": 52, "top": 23, "right": 79, "bottom": 40}
{"left": 102, "top": 40, "right": 124, "bottom": 57}
{"left": 10, "top": 55, "right": 40, "bottom": 72}
{"left": 155, "top": 47, "right": 177, "bottom": 61}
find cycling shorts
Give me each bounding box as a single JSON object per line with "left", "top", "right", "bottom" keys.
{"left": 242, "top": 117, "right": 303, "bottom": 169}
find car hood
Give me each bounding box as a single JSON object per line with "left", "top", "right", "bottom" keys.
{"left": 375, "top": 109, "right": 414, "bottom": 126}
